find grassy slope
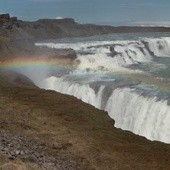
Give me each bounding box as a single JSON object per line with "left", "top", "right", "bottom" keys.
{"left": 0, "top": 74, "right": 170, "bottom": 170}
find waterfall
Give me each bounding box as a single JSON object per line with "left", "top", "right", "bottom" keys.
{"left": 36, "top": 37, "right": 170, "bottom": 71}
{"left": 35, "top": 34, "right": 170, "bottom": 144}
{"left": 41, "top": 76, "right": 170, "bottom": 143}
{"left": 105, "top": 88, "right": 170, "bottom": 143}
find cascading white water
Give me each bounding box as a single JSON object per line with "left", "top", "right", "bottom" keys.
{"left": 146, "top": 37, "right": 170, "bottom": 57}
{"left": 35, "top": 33, "right": 170, "bottom": 144}
{"left": 105, "top": 88, "right": 170, "bottom": 143}
{"left": 41, "top": 76, "right": 106, "bottom": 108}
{"left": 36, "top": 37, "right": 170, "bottom": 71}
{"left": 40, "top": 76, "right": 170, "bottom": 143}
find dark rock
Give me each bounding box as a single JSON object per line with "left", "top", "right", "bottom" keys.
{"left": 141, "top": 40, "right": 156, "bottom": 57}
{"left": 3, "top": 23, "right": 13, "bottom": 30}
{"left": 52, "top": 143, "right": 63, "bottom": 149}
{"left": 62, "top": 143, "right": 73, "bottom": 150}
{"left": 38, "top": 18, "right": 75, "bottom": 24}
{"left": 53, "top": 48, "right": 77, "bottom": 60}
{"left": 27, "top": 155, "right": 37, "bottom": 162}
{"left": 65, "top": 142, "right": 73, "bottom": 147}
{"left": 0, "top": 14, "right": 10, "bottom": 20}
{"left": 61, "top": 18, "right": 75, "bottom": 23}
{"left": 110, "top": 46, "right": 121, "bottom": 57}
{"left": 0, "top": 121, "right": 7, "bottom": 128}
{"left": 158, "top": 44, "right": 164, "bottom": 50}
{"left": 52, "top": 142, "right": 73, "bottom": 150}
{"left": 8, "top": 156, "right": 15, "bottom": 160}
{"left": 10, "top": 17, "right": 17, "bottom": 21}
{"left": 137, "top": 46, "right": 146, "bottom": 55}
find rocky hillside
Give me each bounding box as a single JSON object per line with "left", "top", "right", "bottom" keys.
{"left": 1, "top": 13, "right": 170, "bottom": 58}
{"left": 13, "top": 17, "right": 170, "bottom": 40}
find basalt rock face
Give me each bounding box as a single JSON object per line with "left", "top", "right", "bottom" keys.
{"left": 0, "top": 14, "right": 18, "bottom": 29}
{"left": 0, "top": 14, "right": 10, "bottom": 19}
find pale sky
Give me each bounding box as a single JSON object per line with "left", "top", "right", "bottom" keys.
{"left": 1, "top": 0, "right": 170, "bottom": 26}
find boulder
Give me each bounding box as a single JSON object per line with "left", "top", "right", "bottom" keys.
{"left": 3, "top": 22, "right": 13, "bottom": 30}
{"left": 10, "top": 17, "right": 17, "bottom": 21}
{"left": 0, "top": 14, "right": 10, "bottom": 20}
{"left": 52, "top": 143, "right": 63, "bottom": 149}
{"left": 110, "top": 46, "right": 121, "bottom": 57}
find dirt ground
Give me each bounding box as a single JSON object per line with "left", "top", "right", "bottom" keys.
{"left": 0, "top": 71, "right": 169, "bottom": 170}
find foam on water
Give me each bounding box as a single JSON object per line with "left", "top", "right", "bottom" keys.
{"left": 145, "top": 37, "right": 170, "bottom": 57}
{"left": 40, "top": 76, "right": 170, "bottom": 143}
{"left": 36, "top": 37, "right": 170, "bottom": 71}
{"left": 105, "top": 88, "right": 170, "bottom": 143}
{"left": 35, "top": 33, "right": 170, "bottom": 144}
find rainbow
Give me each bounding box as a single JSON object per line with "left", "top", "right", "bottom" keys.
{"left": 0, "top": 57, "right": 74, "bottom": 71}
{"left": 0, "top": 57, "right": 170, "bottom": 93}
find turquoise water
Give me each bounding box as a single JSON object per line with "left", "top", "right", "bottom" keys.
{"left": 130, "top": 57, "right": 170, "bottom": 81}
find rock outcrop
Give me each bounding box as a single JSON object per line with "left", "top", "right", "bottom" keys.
{"left": 0, "top": 14, "right": 10, "bottom": 20}
{"left": 0, "top": 14, "right": 18, "bottom": 29}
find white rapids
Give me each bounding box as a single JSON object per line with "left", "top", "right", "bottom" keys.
{"left": 35, "top": 34, "right": 170, "bottom": 144}
{"left": 39, "top": 76, "right": 170, "bottom": 143}
{"left": 36, "top": 37, "right": 170, "bottom": 70}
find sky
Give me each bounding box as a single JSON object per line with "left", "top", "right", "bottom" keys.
{"left": 0, "top": 0, "right": 170, "bottom": 26}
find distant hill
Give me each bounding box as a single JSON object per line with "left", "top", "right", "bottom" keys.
{"left": 0, "top": 13, "right": 170, "bottom": 58}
